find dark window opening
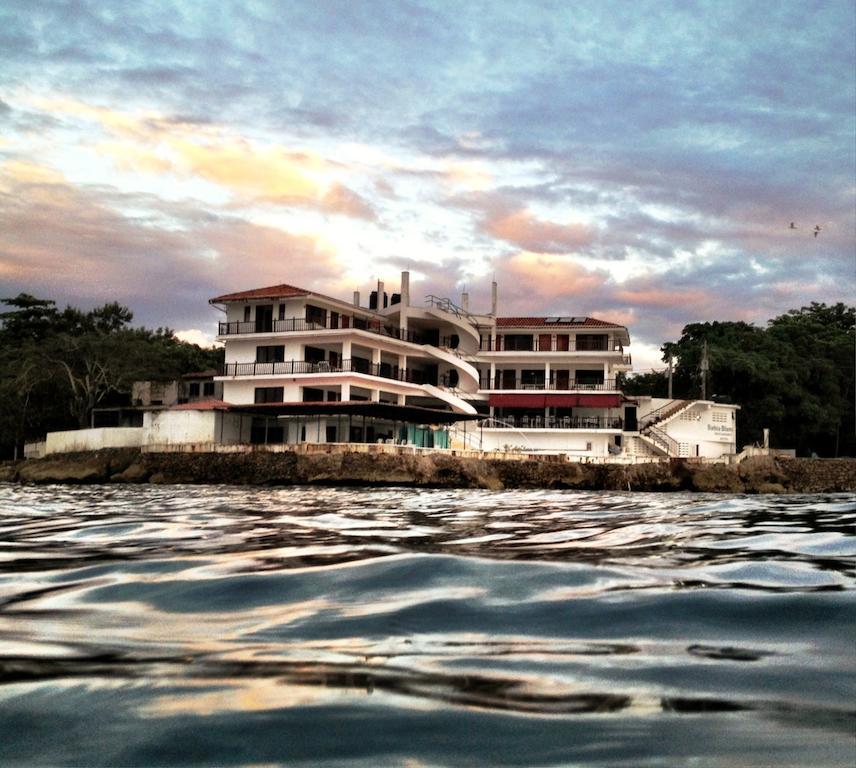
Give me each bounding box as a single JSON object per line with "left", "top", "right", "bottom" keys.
{"left": 255, "top": 304, "right": 273, "bottom": 333}
{"left": 503, "top": 334, "right": 534, "bottom": 351}
{"left": 254, "top": 387, "right": 284, "bottom": 404}
{"left": 305, "top": 304, "right": 327, "bottom": 327}
{"left": 257, "top": 345, "right": 285, "bottom": 363}
{"left": 243, "top": 306, "right": 251, "bottom": 322}
{"left": 302, "top": 387, "right": 324, "bottom": 402}
{"left": 576, "top": 334, "right": 608, "bottom": 351}
{"left": 203, "top": 382, "right": 215, "bottom": 397}
{"left": 304, "top": 346, "right": 326, "bottom": 364}
{"left": 576, "top": 370, "right": 605, "bottom": 386}
{"left": 188, "top": 382, "right": 200, "bottom": 397}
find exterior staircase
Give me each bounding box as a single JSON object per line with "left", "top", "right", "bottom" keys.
{"left": 636, "top": 399, "right": 697, "bottom": 457}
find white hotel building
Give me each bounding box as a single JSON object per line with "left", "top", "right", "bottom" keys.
{"left": 206, "top": 272, "right": 738, "bottom": 460}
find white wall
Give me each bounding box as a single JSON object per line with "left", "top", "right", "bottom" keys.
{"left": 478, "top": 429, "right": 613, "bottom": 456}
{"left": 45, "top": 427, "right": 145, "bottom": 455}
{"left": 143, "top": 411, "right": 219, "bottom": 446}
{"left": 661, "top": 403, "right": 738, "bottom": 457}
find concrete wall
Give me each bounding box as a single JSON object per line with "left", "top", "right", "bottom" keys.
{"left": 479, "top": 429, "right": 613, "bottom": 456}
{"left": 24, "top": 441, "right": 46, "bottom": 459}
{"left": 132, "top": 380, "right": 180, "bottom": 407}
{"left": 143, "top": 410, "right": 219, "bottom": 445}
{"left": 45, "top": 427, "right": 145, "bottom": 455}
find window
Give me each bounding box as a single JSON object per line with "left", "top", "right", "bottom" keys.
{"left": 188, "top": 382, "right": 200, "bottom": 397}
{"left": 305, "top": 304, "right": 327, "bottom": 327}
{"left": 256, "top": 345, "right": 285, "bottom": 363}
{"left": 302, "top": 387, "right": 324, "bottom": 402}
{"left": 304, "top": 345, "right": 326, "bottom": 364}
{"left": 521, "top": 369, "right": 545, "bottom": 388}
{"left": 712, "top": 411, "right": 728, "bottom": 423}
{"left": 203, "top": 382, "right": 215, "bottom": 396}
{"left": 576, "top": 334, "right": 608, "bottom": 351}
{"left": 254, "top": 387, "right": 283, "bottom": 404}
{"left": 278, "top": 303, "right": 286, "bottom": 320}
{"left": 243, "top": 306, "right": 251, "bottom": 322}
{"left": 503, "top": 334, "right": 534, "bottom": 351}
{"left": 576, "top": 370, "right": 604, "bottom": 386}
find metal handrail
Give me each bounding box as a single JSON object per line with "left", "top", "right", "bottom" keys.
{"left": 478, "top": 378, "right": 618, "bottom": 391}
{"left": 479, "top": 337, "right": 624, "bottom": 353}
{"left": 643, "top": 424, "right": 679, "bottom": 456}
{"left": 483, "top": 416, "right": 623, "bottom": 430}
{"left": 217, "top": 317, "right": 429, "bottom": 345}
{"left": 220, "top": 359, "right": 431, "bottom": 385}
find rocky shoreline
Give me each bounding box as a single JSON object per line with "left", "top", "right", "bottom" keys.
{"left": 1, "top": 448, "right": 854, "bottom": 493}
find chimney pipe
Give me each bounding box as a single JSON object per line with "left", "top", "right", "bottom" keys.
{"left": 400, "top": 271, "right": 410, "bottom": 307}
{"left": 461, "top": 292, "right": 469, "bottom": 311}
{"left": 353, "top": 291, "right": 360, "bottom": 307}
{"left": 491, "top": 281, "right": 498, "bottom": 316}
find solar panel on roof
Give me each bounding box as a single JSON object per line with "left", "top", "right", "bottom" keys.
{"left": 571, "top": 316, "right": 587, "bottom": 323}
{"left": 558, "top": 316, "right": 573, "bottom": 323}
{"left": 545, "top": 317, "right": 559, "bottom": 324}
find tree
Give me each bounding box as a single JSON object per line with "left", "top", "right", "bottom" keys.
{"left": 0, "top": 295, "right": 223, "bottom": 458}
{"left": 629, "top": 303, "right": 855, "bottom": 456}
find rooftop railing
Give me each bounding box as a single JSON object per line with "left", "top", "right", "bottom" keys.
{"left": 218, "top": 317, "right": 429, "bottom": 345}
{"left": 220, "top": 359, "right": 431, "bottom": 385}
{"left": 483, "top": 415, "right": 623, "bottom": 430}
{"left": 479, "top": 338, "right": 625, "bottom": 352}
{"left": 478, "top": 378, "right": 618, "bottom": 391}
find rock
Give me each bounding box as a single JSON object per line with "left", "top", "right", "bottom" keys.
{"left": 111, "top": 460, "right": 151, "bottom": 483}
{"left": 7, "top": 448, "right": 856, "bottom": 493}
{"left": 0, "top": 463, "right": 20, "bottom": 482}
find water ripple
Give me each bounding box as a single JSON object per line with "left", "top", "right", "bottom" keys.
{"left": 0, "top": 483, "right": 854, "bottom": 767}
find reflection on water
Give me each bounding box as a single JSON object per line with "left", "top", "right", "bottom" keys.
{"left": 0, "top": 485, "right": 854, "bottom": 767}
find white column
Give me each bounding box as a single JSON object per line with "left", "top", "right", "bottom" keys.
{"left": 603, "top": 361, "right": 609, "bottom": 384}
{"left": 341, "top": 382, "right": 351, "bottom": 401}
{"left": 342, "top": 339, "right": 352, "bottom": 363}
{"left": 544, "top": 361, "right": 551, "bottom": 388}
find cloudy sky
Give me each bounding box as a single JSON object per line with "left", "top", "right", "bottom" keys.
{"left": 1, "top": 0, "right": 854, "bottom": 369}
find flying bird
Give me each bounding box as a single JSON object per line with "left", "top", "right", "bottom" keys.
{"left": 814, "top": 225, "right": 821, "bottom": 237}
{"left": 789, "top": 222, "right": 797, "bottom": 229}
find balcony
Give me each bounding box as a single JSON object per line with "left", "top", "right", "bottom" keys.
{"left": 218, "top": 317, "right": 429, "bottom": 345}
{"left": 479, "top": 338, "right": 625, "bottom": 352}
{"left": 220, "top": 359, "right": 431, "bottom": 385}
{"left": 484, "top": 415, "right": 623, "bottom": 430}
{"left": 479, "top": 378, "right": 618, "bottom": 391}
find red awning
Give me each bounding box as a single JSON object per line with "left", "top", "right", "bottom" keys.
{"left": 489, "top": 393, "right": 621, "bottom": 408}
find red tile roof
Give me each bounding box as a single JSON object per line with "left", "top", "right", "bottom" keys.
{"left": 497, "top": 316, "right": 624, "bottom": 329}
{"left": 210, "top": 284, "right": 312, "bottom": 303}
{"left": 170, "top": 399, "right": 232, "bottom": 411}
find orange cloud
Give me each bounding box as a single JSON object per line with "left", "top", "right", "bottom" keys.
{"left": 486, "top": 209, "right": 592, "bottom": 253}
{"left": 28, "top": 96, "right": 375, "bottom": 219}
{"left": 613, "top": 287, "right": 710, "bottom": 308}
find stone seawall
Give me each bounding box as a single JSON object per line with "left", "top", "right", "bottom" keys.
{"left": 2, "top": 449, "right": 854, "bottom": 493}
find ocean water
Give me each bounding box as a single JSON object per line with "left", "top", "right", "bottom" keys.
{"left": 0, "top": 484, "right": 853, "bottom": 768}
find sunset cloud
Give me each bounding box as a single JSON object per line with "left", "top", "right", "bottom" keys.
{"left": 485, "top": 209, "right": 593, "bottom": 254}
{"left": 0, "top": 0, "right": 852, "bottom": 359}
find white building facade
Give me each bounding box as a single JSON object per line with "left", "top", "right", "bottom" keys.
{"left": 210, "top": 272, "right": 738, "bottom": 460}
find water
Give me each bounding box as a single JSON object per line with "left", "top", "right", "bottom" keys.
{"left": 0, "top": 484, "right": 854, "bottom": 767}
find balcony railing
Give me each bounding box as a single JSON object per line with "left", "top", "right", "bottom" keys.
{"left": 479, "top": 339, "right": 625, "bottom": 352}
{"left": 218, "top": 317, "right": 429, "bottom": 345}
{"left": 484, "top": 416, "right": 623, "bottom": 430}
{"left": 220, "top": 359, "right": 431, "bottom": 385}
{"left": 478, "top": 378, "right": 618, "bottom": 391}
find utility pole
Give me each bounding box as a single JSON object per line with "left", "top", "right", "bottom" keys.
{"left": 667, "top": 353, "right": 673, "bottom": 399}
{"left": 700, "top": 340, "right": 709, "bottom": 401}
